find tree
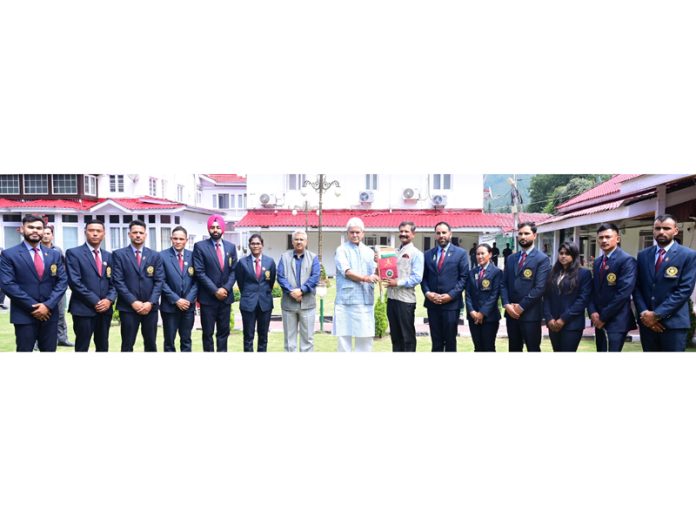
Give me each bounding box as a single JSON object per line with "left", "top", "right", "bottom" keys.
{"left": 527, "top": 174, "right": 612, "bottom": 213}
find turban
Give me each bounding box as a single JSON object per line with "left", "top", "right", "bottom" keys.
{"left": 207, "top": 214, "right": 226, "bottom": 233}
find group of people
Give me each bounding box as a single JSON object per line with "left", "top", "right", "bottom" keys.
{"left": 1, "top": 212, "right": 694, "bottom": 352}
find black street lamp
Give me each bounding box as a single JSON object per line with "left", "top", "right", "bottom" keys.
{"left": 301, "top": 174, "right": 341, "bottom": 265}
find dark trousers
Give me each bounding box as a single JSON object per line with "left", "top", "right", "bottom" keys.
{"left": 200, "top": 303, "right": 231, "bottom": 352}
{"left": 161, "top": 310, "right": 195, "bottom": 352}
{"left": 548, "top": 329, "right": 583, "bottom": 352}
{"left": 73, "top": 314, "right": 112, "bottom": 352}
{"left": 595, "top": 329, "right": 627, "bottom": 352}
{"left": 639, "top": 326, "right": 688, "bottom": 352}
{"left": 387, "top": 299, "right": 417, "bottom": 352}
{"left": 120, "top": 310, "right": 158, "bottom": 352}
{"left": 428, "top": 308, "right": 460, "bottom": 352}
{"left": 15, "top": 317, "right": 59, "bottom": 352}
{"left": 241, "top": 306, "right": 272, "bottom": 352}
{"left": 506, "top": 318, "right": 542, "bottom": 352}
{"left": 468, "top": 320, "right": 499, "bottom": 352}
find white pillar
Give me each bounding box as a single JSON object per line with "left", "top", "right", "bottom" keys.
{"left": 552, "top": 229, "right": 560, "bottom": 264}
{"left": 572, "top": 226, "right": 579, "bottom": 245}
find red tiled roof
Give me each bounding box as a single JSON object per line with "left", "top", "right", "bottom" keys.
{"left": 107, "top": 197, "right": 184, "bottom": 210}
{"left": 0, "top": 198, "right": 99, "bottom": 210}
{"left": 236, "top": 209, "right": 551, "bottom": 230}
{"left": 206, "top": 174, "right": 246, "bottom": 184}
{"left": 556, "top": 174, "right": 643, "bottom": 210}
{"left": 539, "top": 200, "right": 625, "bottom": 225}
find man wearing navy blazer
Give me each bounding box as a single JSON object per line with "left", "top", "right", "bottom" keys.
{"left": 160, "top": 226, "right": 198, "bottom": 352}
{"left": 192, "top": 214, "right": 237, "bottom": 352}
{"left": 236, "top": 234, "right": 276, "bottom": 352}
{"left": 111, "top": 220, "right": 165, "bottom": 352}
{"left": 588, "top": 223, "right": 637, "bottom": 352}
{"left": 421, "top": 222, "right": 468, "bottom": 351}
{"left": 501, "top": 222, "right": 551, "bottom": 352}
{"left": 634, "top": 214, "right": 696, "bottom": 352}
{"left": 65, "top": 219, "right": 117, "bottom": 352}
{"left": 0, "top": 214, "right": 68, "bottom": 351}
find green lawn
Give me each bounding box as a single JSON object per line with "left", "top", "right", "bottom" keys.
{"left": 0, "top": 279, "right": 653, "bottom": 351}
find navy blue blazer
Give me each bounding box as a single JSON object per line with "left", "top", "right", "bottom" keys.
{"left": 587, "top": 248, "right": 637, "bottom": 333}
{"left": 192, "top": 239, "right": 237, "bottom": 306}
{"left": 465, "top": 264, "right": 502, "bottom": 323}
{"left": 634, "top": 243, "right": 696, "bottom": 330}
{"left": 0, "top": 242, "right": 68, "bottom": 324}
{"left": 543, "top": 268, "right": 592, "bottom": 331}
{"left": 421, "top": 244, "right": 468, "bottom": 311}
{"left": 65, "top": 244, "right": 117, "bottom": 317}
{"left": 159, "top": 247, "right": 198, "bottom": 313}
{"left": 501, "top": 248, "right": 551, "bottom": 322}
{"left": 235, "top": 254, "right": 277, "bottom": 313}
{"left": 111, "top": 246, "right": 165, "bottom": 312}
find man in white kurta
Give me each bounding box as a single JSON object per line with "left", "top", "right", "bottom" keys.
{"left": 333, "top": 218, "right": 379, "bottom": 352}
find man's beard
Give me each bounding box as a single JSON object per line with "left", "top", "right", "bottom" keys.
{"left": 209, "top": 231, "right": 222, "bottom": 240}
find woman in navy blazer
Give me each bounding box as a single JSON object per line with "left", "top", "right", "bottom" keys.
{"left": 465, "top": 244, "right": 502, "bottom": 351}
{"left": 235, "top": 234, "right": 277, "bottom": 352}
{"left": 543, "top": 242, "right": 592, "bottom": 352}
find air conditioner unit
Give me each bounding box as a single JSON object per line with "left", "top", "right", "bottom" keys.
{"left": 359, "top": 191, "right": 374, "bottom": 203}
{"left": 402, "top": 187, "right": 417, "bottom": 200}
{"left": 259, "top": 193, "right": 273, "bottom": 207}
{"left": 431, "top": 194, "right": 447, "bottom": 208}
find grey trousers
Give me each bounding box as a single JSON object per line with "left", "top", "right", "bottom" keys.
{"left": 282, "top": 308, "right": 315, "bottom": 352}
{"left": 57, "top": 296, "right": 69, "bottom": 343}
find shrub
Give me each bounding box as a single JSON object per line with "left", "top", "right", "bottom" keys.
{"left": 374, "top": 294, "right": 388, "bottom": 338}
{"left": 229, "top": 308, "right": 235, "bottom": 332}
{"left": 111, "top": 308, "right": 120, "bottom": 325}
{"left": 272, "top": 284, "right": 282, "bottom": 298}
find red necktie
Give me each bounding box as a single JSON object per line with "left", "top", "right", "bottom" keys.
{"left": 178, "top": 253, "right": 184, "bottom": 272}
{"left": 135, "top": 250, "right": 142, "bottom": 266}
{"left": 216, "top": 243, "right": 224, "bottom": 270}
{"left": 518, "top": 252, "right": 527, "bottom": 270}
{"left": 598, "top": 255, "right": 608, "bottom": 280}
{"left": 655, "top": 248, "right": 666, "bottom": 274}
{"left": 33, "top": 248, "right": 44, "bottom": 279}
{"left": 437, "top": 250, "right": 446, "bottom": 271}
{"left": 478, "top": 267, "right": 485, "bottom": 283}
{"left": 255, "top": 257, "right": 262, "bottom": 279}
{"left": 94, "top": 249, "right": 102, "bottom": 276}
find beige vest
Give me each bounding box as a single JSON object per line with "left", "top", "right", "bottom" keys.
{"left": 386, "top": 242, "right": 422, "bottom": 303}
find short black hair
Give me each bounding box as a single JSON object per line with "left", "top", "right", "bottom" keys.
{"left": 596, "top": 222, "right": 620, "bottom": 235}
{"left": 84, "top": 219, "right": 105, "bottom": 229}
{"left": 655, "top": 214, "right": 678, "bottom": 225}
{"left": 172, "top": 226, "right": 188, "bottom": 236}
{"left": 249, "top": 233, "right": 264, "bottom": 246}
{"left": 22, "top": 214, "right": 45, "bottom": 225}
{"left": 477, "top": 243, "right": 492, "bottom": 254}
{"left": 128, "top": 219, "right": 147, "bottom": 231}
{"left": 518, "top": 221, "right": 537, "bottom": 233}
{"left": 398, "top": 221, "right": 416, "bottom": 232}
{"left": 434, "top": 221, "right": 451, "bottom": 232}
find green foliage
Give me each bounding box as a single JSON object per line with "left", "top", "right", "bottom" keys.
{"left": 320, "top": 264, "right": 330, "bottom": 287}
{"left": 111, "top": 308, "right": 120, "bottom": 325}
{"left": 527, "top": 174, "right": 611, "bottom": 213}
{"left": 229, "top": 307, "right": 235, "bottom": 331}
{"left": 689, "top": 299, "right": 695, "bottom": 348}
{"left": 374, "top": 294, "right": 388, "bottom": 338}
{"left": 233, "top": 286, "right": 241, "bottom": 302}
{"left": 272, "top": 284, "right": 282, "bottom": 298}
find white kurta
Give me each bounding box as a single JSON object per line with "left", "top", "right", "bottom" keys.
{"left": 333, "top": 241, "right": 376, "bottom": 338}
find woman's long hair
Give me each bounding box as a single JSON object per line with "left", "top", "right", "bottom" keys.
{"left": 548, "top": 241, "right": 581, "bottom": 293}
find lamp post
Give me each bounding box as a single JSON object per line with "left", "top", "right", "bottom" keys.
{"left": 302, "top": 174, "right": 340, "bottom": 332}
{"left": 302, "top": 174, "right": 341, "bottom": 265}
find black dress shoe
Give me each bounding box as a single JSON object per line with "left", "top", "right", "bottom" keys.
{"left": 57, "top": 341, "right": 75, "bottom": 347}
{"left": 0, "top": 305, "right": 8, "bottom": 309}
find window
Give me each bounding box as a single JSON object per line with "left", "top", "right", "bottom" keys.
{"left": 433, "top": 173, "right": 452, "bottom": 190}
{"left": 52, "top": 174, "right": 78, "bottom": 194}
{"left": 217, "top": 194, "right": 230, "bottom": 209}
{"left": 62, "top": 215, "right": 78, "bottom": 223}
{"left": 0, "top": 175, "right": 20, "bottom": 194}
{"left": 287, "top": 234, "right": 293, "bottom": 250}
{"left": 238, "top": 193, "right": 247, "bottom": 208}
{"left": 424, "top": 237, "right": 432, "bottom": 251}
{"left": 640, "top": 230, "right": 654, "bottom": 250}
{"left": 174, "top": 216, "right": 181, "bottom": 225}
{"left": 149, "top": 178, "right": 157, "bottom": 196}
{"left": 287, "top": 174, "right": 306, "bottom": 191}
{"left": 149, "top": 227, "right": 157, "bottom": 250}
{"left": 365, "top": 174, "right": 379, "bottom": 190}
{"left": 24, "top": 174, "right": 49, "bottom": 194}
{"left": 84, "top": 175, "right": 97, "bottom": 196}
{"left": 4, "top": 226, "right": 22, "bottom": 247}
{"left": 160, "top": 227, "right": 171, "bottom": 249}
{"left": 3, "top": 214, "right": 21, "bottom": 222}
{"left": 123, "top": 215, "right": 133, "bottom": 224}
{"left": 109, "top": 175, "right": 124, "bottom": 193}
{"left": 63, "top": 226, "right": 79, "bottom": 250}
{"left": 110, "top": 227, "right": 126, "bottom": 250}
{"left": 161, "top": 180, "right": 167, "bottom": 198}
{"left": 177, "top": 184, "right": 184, "bottom": 202}
{"left": 148, "top": 215, "right": 156, "bottom": 224}
{"left": 161, "top": 215, "right": 171, "bottom": 224}
{"left": 109, "top": 215, "right": 120, "bottom": 224}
